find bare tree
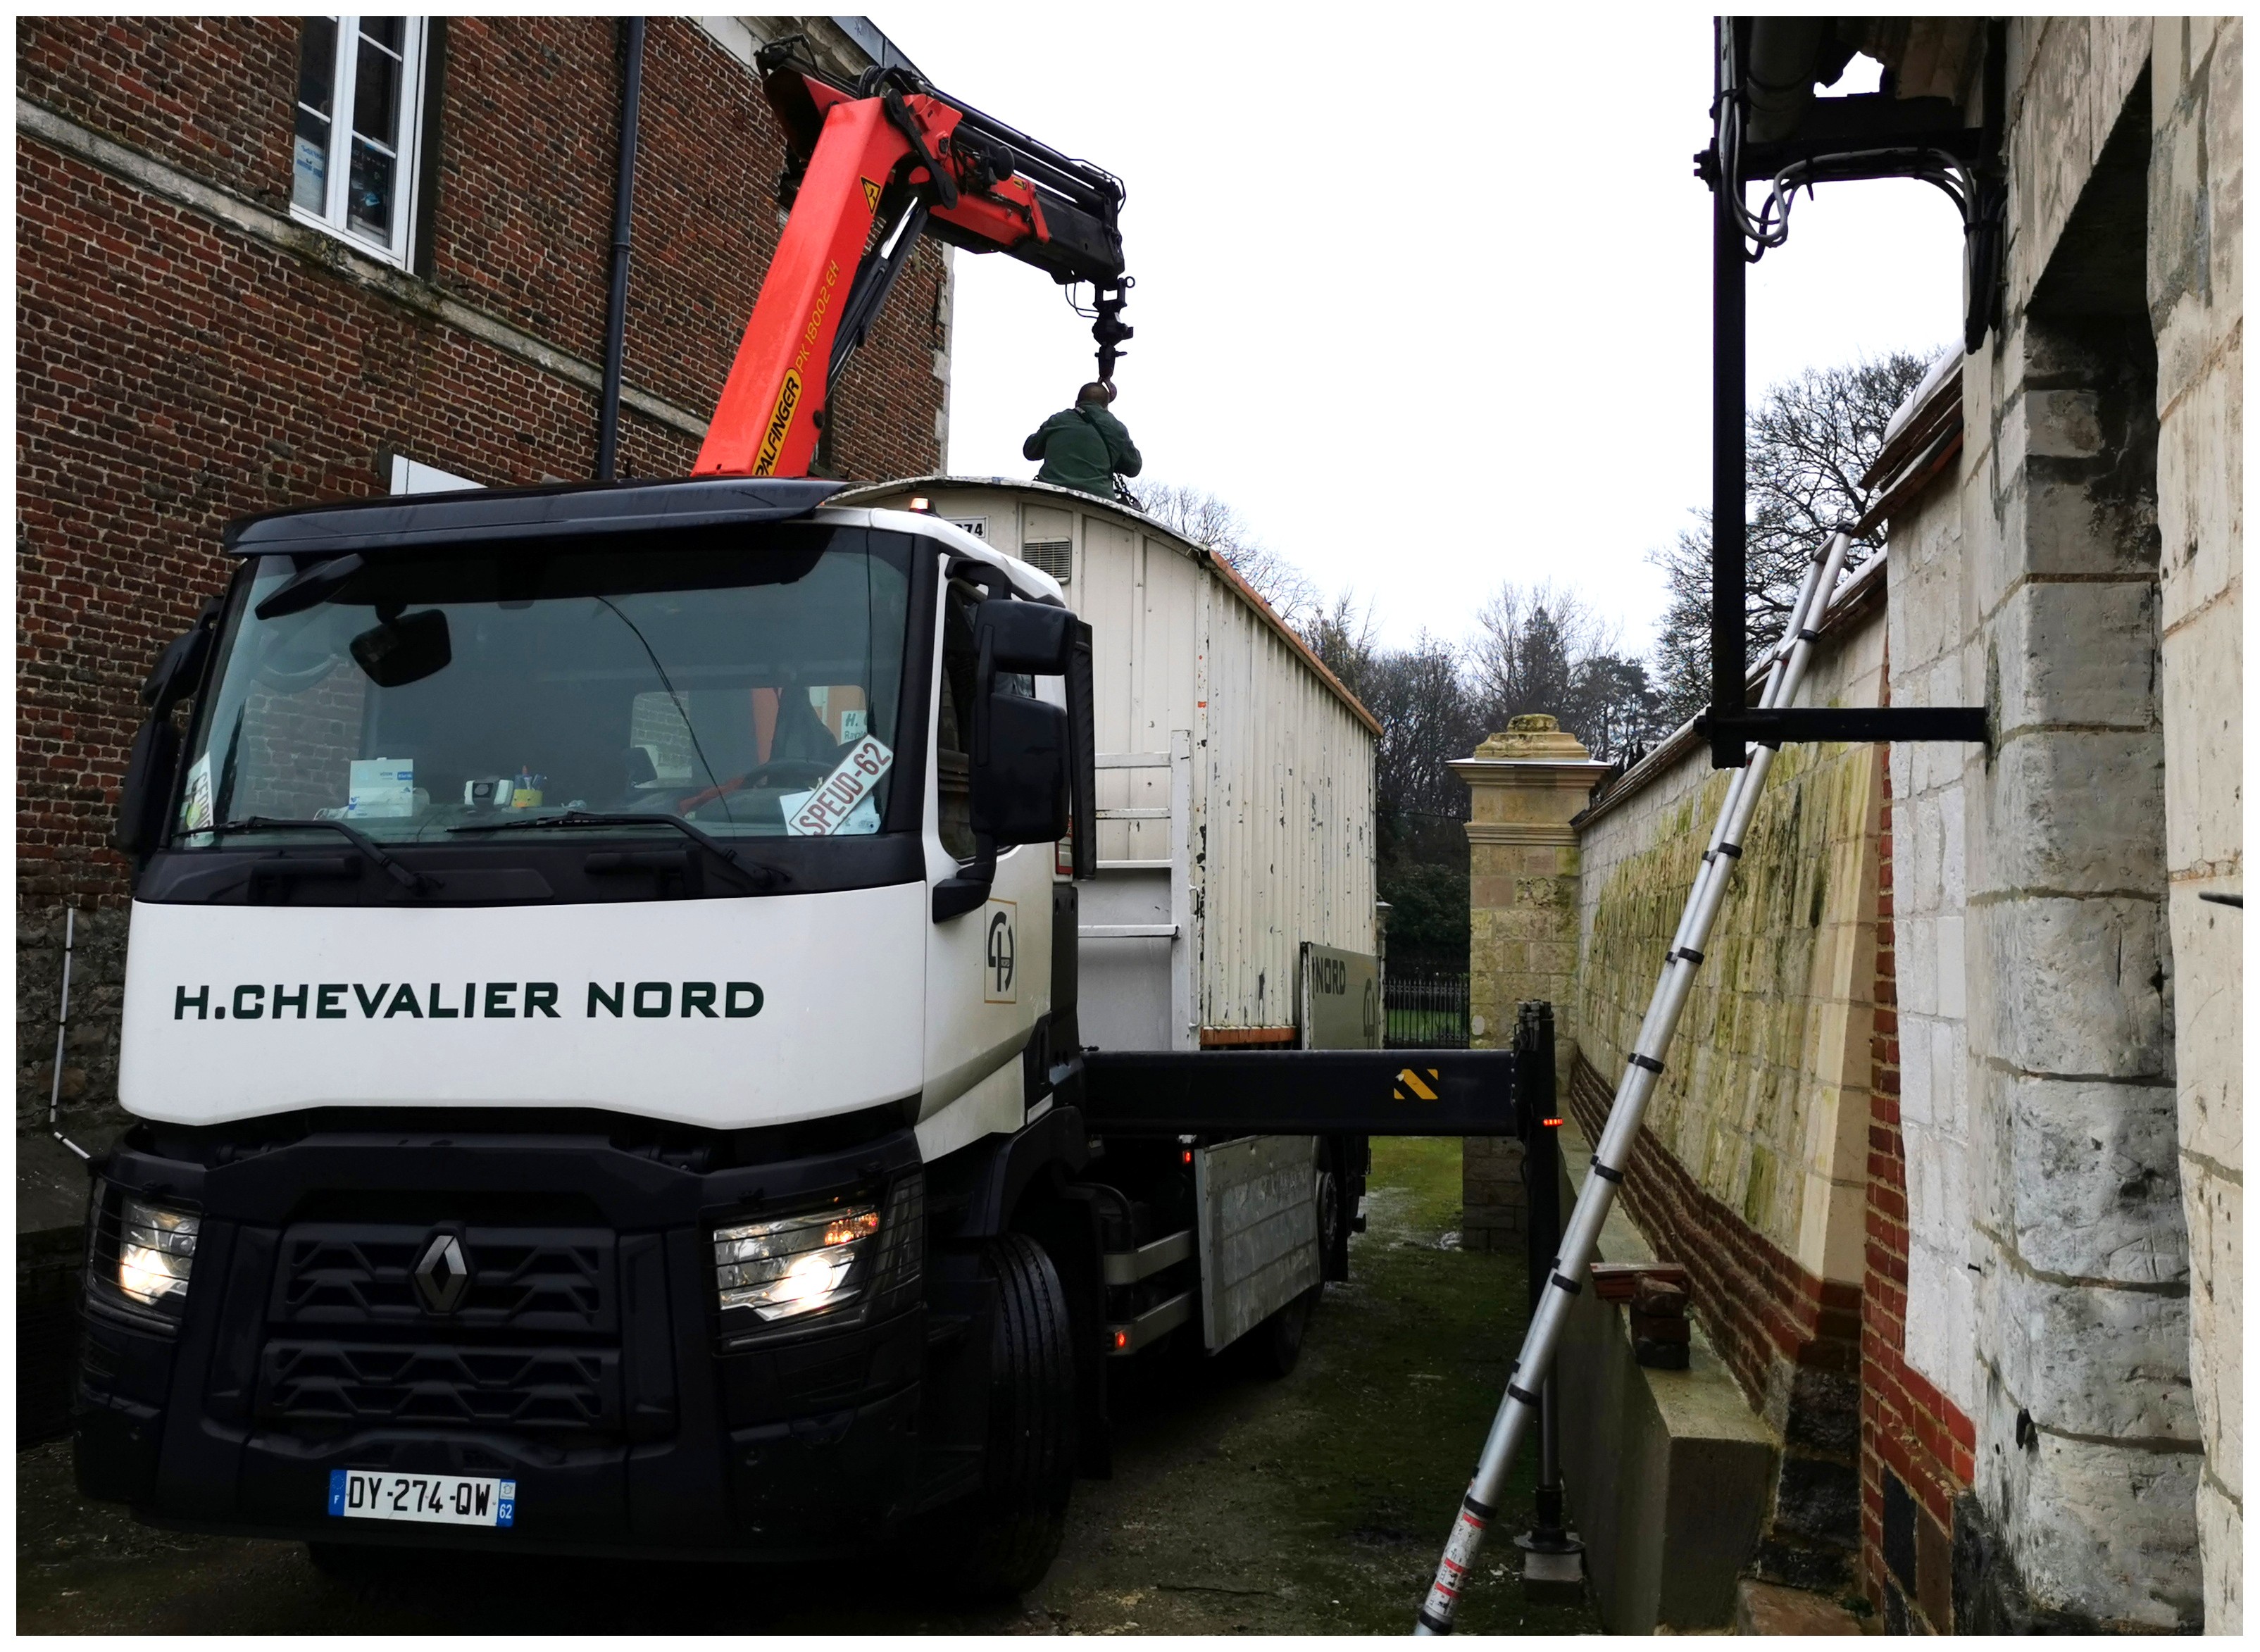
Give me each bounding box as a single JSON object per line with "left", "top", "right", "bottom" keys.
{"left": 1650, "top": 349, "right": 1938, "bottom": 725}
{"left": 1469, "top": 582, "right": 1617, "bottom": 717}
{"left": 1302, "top": 589, "right": 1381, "bottom": 702}
{"left": 1136, "top": 480, "right": 1321, "bottom": 632}
{"left": 1359, "top": 630, "right": 1486, "bottom": 849}
{"left": 1466, "top": 580, "right": 1664, "bottom": 762}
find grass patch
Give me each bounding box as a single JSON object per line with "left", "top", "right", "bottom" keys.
{"left": 1255, "top": 1137, "right": 1601, "bottom": 1634}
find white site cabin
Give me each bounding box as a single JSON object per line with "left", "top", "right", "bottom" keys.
{"left": 846, "top": 478, "right": 1384, "bottom": 1351}
{"left": 844, "top": 477, "right": 1383, "bottom": 1054}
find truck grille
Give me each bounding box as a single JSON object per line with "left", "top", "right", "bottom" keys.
{"left": 256, "top": 1222, "right": 632, "bottom": 1440}
{"left": 272, "top": 1224, "right": 616, "bottom": 1335}
{"left": 259, "top": 1340, "right": 619, "bottom": 1433}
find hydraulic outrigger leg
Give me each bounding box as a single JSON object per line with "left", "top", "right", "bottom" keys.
{"left": 1412, "top": 527, "right": 1852, "bottom": 1634}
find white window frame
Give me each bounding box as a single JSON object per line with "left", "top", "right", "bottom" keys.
{"left": 289, "top": 16, "right": 429, "bottom": 270}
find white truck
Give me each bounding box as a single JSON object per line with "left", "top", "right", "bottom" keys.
{"left": 74, "top": 473, "right": 1410, "bottom": 1595}
{"left": 72, "top": 45, "right": 1519, "bottom": 1601}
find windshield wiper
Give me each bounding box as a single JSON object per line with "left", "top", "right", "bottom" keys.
{"left": 214, "top": 816, "right": 434, "bottom": 893}
{"left": 449, "top": 811, "right": 787, "bottom": 890}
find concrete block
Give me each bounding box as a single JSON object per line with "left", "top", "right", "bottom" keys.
{"left": 2155, "top": 363, "right": 2241, "bottom": 632}
{"left": 1552, "top": 1121, "right": 1778, "bottom": 1632}
{"left": 1971, "top": 896, "right": 2168, "bottom": 1079}
{"left": 1937, "top": 1018, "right": 1971, "bottom": 1139}
{"left": 2197, "top": 1474, "right": 2242, "bottom": 1634}
{"left": 1899, "top": 915, "right": 1938, "bottom": 1018}
{"left": 1735, "top": 1577, "right": 1866, "bottom": 1634}
{"left": 1992, "top": 1258, "right": 2196, "bottom": 1441}
{"left": 1905, "top": 1241, "right": 1979, "bottom": 1420}
{"left": 1907, "top": 792, "right": 1943, "bottom": 912}
{"left": 1938, "top": 782, "right": 1968, "bottom": 905}
{"left": 2159, "top": 603, "right": 2242, "bottom": 875}
{"left": 2025, "top": 388, "right": 2104, "bottom": 458}
{"left": 1990, "top": 580, "right": 2161, "bottom": 732}
{"left": 2023, "top": 471, "right": 2161, "bottom": 580}
{"left": 1982, "top": 1387, "right": 2204, "bottom": 1629}
{"left": 1978, "top": 730, "right": 2166, "bottom": 896}
{"left": 2178, "top": 1156, "right": 2242, "bottom": 1498}
{"left": 1995, "top": 1072, "right": 2187, "bottom": 1284}
{"left": 1933, "top": 913, "right": 1968, "bottom": 1022}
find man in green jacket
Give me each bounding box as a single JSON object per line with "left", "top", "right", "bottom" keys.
{"left": 1023, "top": 382, "right": 1142, "bottom": 498}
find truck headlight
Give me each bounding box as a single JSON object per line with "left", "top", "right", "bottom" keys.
{"left": 713, "top": 1204, "right": 880, "bottom": 1323}
{"left": 711, "top": 1175, "right": 923, "bottom": 1336}
{"left": 86, "top": 1181, "right": 200, "bottom": 1325}
{"left": 118, "top": 1197, "right": 200, "bottom": 1306}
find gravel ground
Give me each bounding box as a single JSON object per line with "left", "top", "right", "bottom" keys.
{"left": 18, "top": 1138, "right": 1599, "bottom": 1634}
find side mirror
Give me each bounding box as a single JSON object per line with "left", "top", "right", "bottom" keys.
{"left": 142, "top": 600, "right": 219, "bottom": 716}
{"left": 116, "top": 601, "right": 222, "bottom": 859}
{"left": 978, "top": 599, "right": 1075, "bottom": 675}
{"left": 113, "top": 717, "right": 181, "bottom": 858}
{"left": 934, "top": 598, "right": 1080, "bottom": 922}
{"left": 974, "top": 693, "right": 1070, "bottom": 846}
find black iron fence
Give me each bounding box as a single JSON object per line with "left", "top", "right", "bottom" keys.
{"left": 1384, "top": 971, "right": 1470, "bottom": 1049}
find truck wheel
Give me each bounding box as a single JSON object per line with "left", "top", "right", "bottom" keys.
{"left": 918, "top": 1233, "right": 1077, "bottom": 1601}
{"left": 1247, "top": 1285, "right": 1318, "bottom": 1379}
{"left": 1315, "top": 1160, "right": 1345, "bottom": 1272}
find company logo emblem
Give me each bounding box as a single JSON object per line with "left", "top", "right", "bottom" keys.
{"left": 413, "top": 1233, "right": 470, "bottom": 1315}
{"left": 860, "top": 176, "right": 882, "bottom": 212}
{"left": 753, "top": 370, "right": 802, "bottom": 475}
{"left": 984, "top": 901, "right": 1018, "bottom": 1003}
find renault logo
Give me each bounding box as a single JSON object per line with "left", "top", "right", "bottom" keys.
{"left": 413, "top": 1233, "right": 470, "bottom": 1315}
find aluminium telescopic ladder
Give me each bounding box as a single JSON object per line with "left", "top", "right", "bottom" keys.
{"left": 1414, "top": 526, "right": 1854, "bottom": 1634}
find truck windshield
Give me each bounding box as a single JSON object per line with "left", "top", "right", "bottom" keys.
{"left": 173, "top": 526, "right": 913, "bottom": 846}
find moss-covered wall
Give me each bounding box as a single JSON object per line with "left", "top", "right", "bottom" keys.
{"left": 1573, "top": 593, "right": 1887, "bottom": 1285}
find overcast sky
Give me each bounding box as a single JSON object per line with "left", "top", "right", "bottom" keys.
{"left": 887, "top": 12, "right": 1965, "bottom": 653}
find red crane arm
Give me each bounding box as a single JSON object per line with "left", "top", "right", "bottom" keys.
{"left": 694, "top": 50, "right": 1129, "bottom": 479}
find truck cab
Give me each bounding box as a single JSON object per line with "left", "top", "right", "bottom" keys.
{"left": 78, "top": 477, "right": 1114, "bottom": 1590}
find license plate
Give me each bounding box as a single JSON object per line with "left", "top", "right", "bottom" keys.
{"left": 328, "top": 1469, "right": 516, "bottom": 1527}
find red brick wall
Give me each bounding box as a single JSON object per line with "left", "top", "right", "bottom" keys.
{"left": 17, "top": 17, "right": 301, "bottom": 212}
{"left": 1565, "top": 1054, "right": 1862, "bottom": 1410}
{"left": 1859, "top": 763, "right": 1975, "bottom": 1630}
{"left": 18, "top": 17, "right": 947, "bottom": 918}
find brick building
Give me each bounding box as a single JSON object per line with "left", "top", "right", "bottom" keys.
{"left": 15, "top": 16, "right": 954, "bottom": 1432}
{"left": 15, "top": 15, "right": 953, "bottom": 1132}
{"left": 1460, "top": 16, "right": 2239, "bottom": 1634}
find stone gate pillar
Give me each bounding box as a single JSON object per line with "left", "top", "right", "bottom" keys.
{"left": 1450, "top": 715, "right": 1610, "bottom": 1251}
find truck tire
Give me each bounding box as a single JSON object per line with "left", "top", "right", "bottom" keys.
{"left": 917, "top": 1233, "right": 1077, "bottom": 1600}
{"left": 1246, "top": 1285, "right": 1317, "bottom": 1379}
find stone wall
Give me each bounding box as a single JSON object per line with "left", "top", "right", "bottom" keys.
{"left": 1896, "top": 25, "right": 2203, "bottom": 1629}
{"left": 1575, "top": 580, "right": 1887, "bottom": 1294}
{"left": 1561, "top": 566, "right": 1890, "bottom": 1588}
{"left": 1451, "top": 717, "right": 1608, "bottom": 1251}
{"left": 1464, "top": 15, "right": 2236, "bottom": 1634}
{"left": 2148, "top": 18, "right": 2243, "bottom": 1632}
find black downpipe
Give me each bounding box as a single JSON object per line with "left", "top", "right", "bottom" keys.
{"left": 1708, "top": 20, "right": 1749, "bottom": 770}
{"left": 596, "top": 17, "right": 645, "bottom": 482}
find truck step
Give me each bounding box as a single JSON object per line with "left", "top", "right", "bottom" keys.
{"left": 1105, "top": 1289, "right": 1193, "bottom": 1356}
{"left": 1100, "top": 1228, "right": 1193, "bottom": 1286}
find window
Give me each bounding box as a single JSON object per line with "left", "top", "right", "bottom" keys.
{"left": 935, "top": 580, "right": 980, "bottom": 861}
{"left": 175, "top": 530, "right": 915, "bottom": 844}
{"left": 292, "top": 17, "right": 427, "bottom": 266}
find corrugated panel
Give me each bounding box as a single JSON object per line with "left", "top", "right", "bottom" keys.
{"left": 1193, "top": 568, "right": 1375, "bottom": 1034}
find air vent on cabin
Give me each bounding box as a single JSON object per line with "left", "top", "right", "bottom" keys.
{"left": 1019, "top": 504, "right": 1074, "bottom": 584}
{"left": 1020, "top": 539, "right": 1073, "bottom": 583}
